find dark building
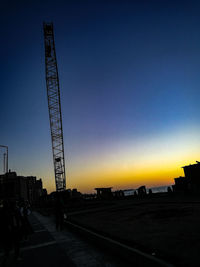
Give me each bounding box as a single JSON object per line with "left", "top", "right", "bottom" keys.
{"left": 114, "top": 190, "right": 125, "bottom": 198}
{"left": 0, "top": 171, "right": 45, "bottom": 203}
{"left": 173, "top": 176, "right": 189, "bottom": 193}
{"left": 71, "top": 188, "right": 82, "bottom": 198}
{"left": 95, "top": 187, "right": 113, "bottom": 199}
{"left": 173, "top": 161, "right": 200, "bottom": 194}
{"left": 27, "top": 176, "right": 37, "bottom": 203}
{"left": 26, "top": 176, "right": 43, "bottom": 203}
{"left": 42, "top": 189, "right": 47, "bottom": 196}
{"left": 35, "top": 179, "right": 43, "bottom": 199}
{"left": 182, "top": 161, "right": 200, "bottom": 193}
{"left": 0, "top": 172, "right": 28, "bottom": 201}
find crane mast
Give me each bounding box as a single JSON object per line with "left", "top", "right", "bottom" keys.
{"left": 43, "top": 22, "right": 66, "bottom": 191}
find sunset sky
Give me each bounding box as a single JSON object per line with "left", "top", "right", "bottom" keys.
{"left": 1, "top": 0, "right": 200, "bottom": 193}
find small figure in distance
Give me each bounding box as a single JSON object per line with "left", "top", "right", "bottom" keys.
{"left": 10, "top": 201, "right": 23, "bottom": 261}
{"left": 0, "top": 199, "right": 13, "bottom": 265}
{"left": 167, "top": 186, "right": 173, "bottom": 194}
{"left": 54, "top": 193, "right": 64, "bottom": 231}
{"left": 20, "top": 201, "right": 33, "bottom": 241}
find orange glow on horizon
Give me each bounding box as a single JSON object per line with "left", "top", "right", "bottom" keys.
{"left": 40, "top": 125, "right": 200, "bottom": 194}
{"left": 66, "top": 165, "right": 180, "bottom": 193}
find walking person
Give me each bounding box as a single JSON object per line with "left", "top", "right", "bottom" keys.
{"left": 0, "top": 200, "right": 12, "bottom": 265}
{"left": 20, "top": 202, "right": 33, "bottom": 240}
{"left": 10, "top": 201, "right": 23, "bottom": 261}
{"left": 54, "top": 193, "right": 64, "bottom": 231}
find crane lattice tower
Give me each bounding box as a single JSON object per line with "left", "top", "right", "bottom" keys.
{"left": 43, "top": 22, "right": 66, "bottom": 191}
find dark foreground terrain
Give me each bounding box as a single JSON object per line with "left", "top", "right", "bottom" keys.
{"left": 0, "top": 212, "right": 126, "bottom": 267}
{"left": 68, "top": 194, "right": 200, "bottom": 267}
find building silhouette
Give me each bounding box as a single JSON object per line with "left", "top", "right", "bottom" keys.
{"left": 95, "top": 187, "right": 113, "bottom": 199}
{"left": 0, "top": 171, "right": 45, "bottom": 203}
{"left": 173, "top": 161, "right": 200, "bottom": 193}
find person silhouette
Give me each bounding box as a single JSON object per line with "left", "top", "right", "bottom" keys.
{"left": 0, "top": 200, "right": 12, "bottom": 263}
{"left": 54, "top": 193, "right": 64, "bottom": 230}
{"left": 10, "top": 201, "right": 23, "bottom": 260}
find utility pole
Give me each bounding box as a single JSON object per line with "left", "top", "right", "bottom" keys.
{"left": 43, "top": 22, "right": 66, "bottom": 191}
{"left": 0, "top": 145, "right": 8, "bottom": 173}
{"left": 3, "top": 153, "right": 6, "bottom": 173}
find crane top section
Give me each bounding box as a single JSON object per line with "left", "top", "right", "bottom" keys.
{"left": 44, "top": 22, "right": 53, "bottom": 34}
{"left": 43, "top": 23, "right": 56, "bottom": 58}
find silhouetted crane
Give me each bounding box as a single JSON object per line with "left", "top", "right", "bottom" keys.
{"left": 43, "top": 22, "right": 66, "bottom": 191}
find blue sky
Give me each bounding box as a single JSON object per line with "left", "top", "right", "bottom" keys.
{"left": 1, "top": 0, "right": 200, "bottom": 192}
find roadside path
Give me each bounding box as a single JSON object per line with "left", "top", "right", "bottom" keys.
{"left": 0, "top": 212, "right": 124, "bottom": 267}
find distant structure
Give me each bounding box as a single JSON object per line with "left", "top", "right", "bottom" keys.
{"left": 49, "top": 188, "right": 82, "bottom": 203}
{"left": 137, "top": 186, "right": 147, "bottom": 196}
{"left": 173, "top": 176, "right": 188, "bottom": 193}
{"left": 43, "top": 22, "right": 66, "bottom": 191}
{"left": 0, "top": 171, "right": 45, "bottom": 203}
{"left": 114, "top": 190, "right": 125, "bottom": 198}
{"left": 95, "top": 187, "right": 113, "bottom": 200}
{"left": 173, "top": 161, "right": 200, "bottom": 193}
{"left": 71, "top": 188, "right": 82, "bottom": 199}
{"left": 0, "top": 145, "right": 8, "bottom": 173}
{"left": 123, "top": 189, "right": 135, "bottom": 197}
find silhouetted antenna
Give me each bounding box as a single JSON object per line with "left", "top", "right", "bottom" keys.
{"left": 43, "top": 22, "right": 66, "bottom": 191}
{"left": 3, "top": 153, "right": 6, "bottom": 173}
{"left": 0, "top": 145, "right": 8, "bottom": 174}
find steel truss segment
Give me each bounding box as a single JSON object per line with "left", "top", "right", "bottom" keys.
{"left": 43, "top": 22, "right": 66, "bottom": 191}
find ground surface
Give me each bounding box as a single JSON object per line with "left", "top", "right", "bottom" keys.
{"left": 0, "top": 212, "right": 128, "bottom": 267}
{"left": 68, "top": 194, "right": 200, "bottom": 267}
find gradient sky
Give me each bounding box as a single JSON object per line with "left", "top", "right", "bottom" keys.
{"left": 1, "top": 0, "right": 200, "bottom": 193}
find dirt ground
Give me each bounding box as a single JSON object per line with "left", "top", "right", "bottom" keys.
{"left": 69, "top": 194, "right": 200, "bottom": 267}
